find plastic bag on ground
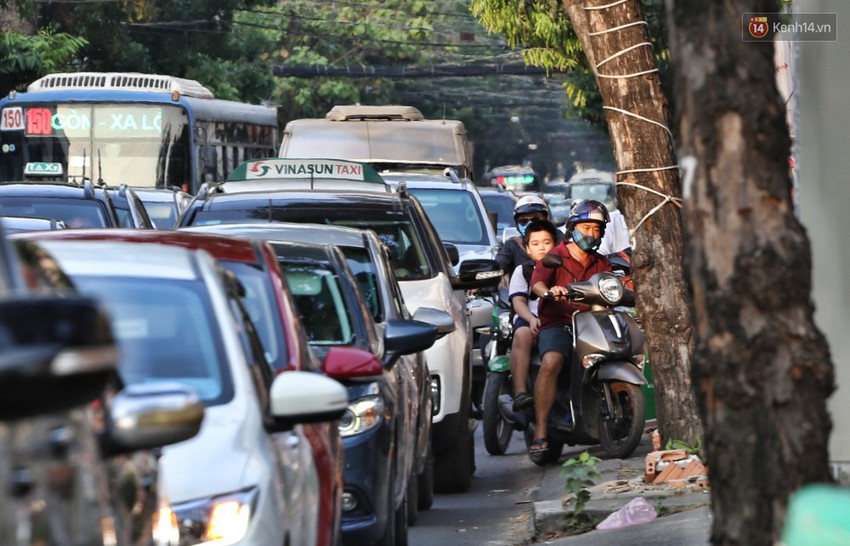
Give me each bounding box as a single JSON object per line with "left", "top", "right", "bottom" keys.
{"left": 596, "top": 496, "right": 658, "bottom": 530}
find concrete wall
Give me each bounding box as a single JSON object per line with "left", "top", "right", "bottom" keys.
{"left": 797, "top": 0, "right": 850, "bottom": 477}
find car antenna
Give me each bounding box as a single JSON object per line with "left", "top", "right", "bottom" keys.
{"left": 96, "top": 149, "right": 105, "bottom": 186}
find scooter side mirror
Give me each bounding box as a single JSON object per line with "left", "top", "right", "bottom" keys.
{"left": 541, "top": 254, "right": 563, "bottom": 269}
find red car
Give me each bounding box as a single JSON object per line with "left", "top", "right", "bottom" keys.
{"left": 16, "top": 228, "right": 370, "bottom": 546}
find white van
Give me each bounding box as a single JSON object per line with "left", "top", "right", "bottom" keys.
{"left": 279, "top": 105, "right": 475, "bottom": 180}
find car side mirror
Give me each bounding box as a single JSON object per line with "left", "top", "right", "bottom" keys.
{"left": 0, "top": 295, "right": 117, "bottom": 421}
{"left": 541, "top": 254, "right": 563, "bottom": 269}
{"left": 488, "top": 211, "right": 498, "bottom": 234}
{"left": 412, "top": 307, "right": 456, "bottom": 339}
{"left": 382, "top": 319, "right": 437, "bottom": 368}
{"left": 502, "top": 226, "right": 520, "bottom": 244}
{"left": 269, "top": 371, "right": 348, "bottom": 432}
{"left": 104, "top": 382, "right": 205, "bottom": 456}
{"left": 443, "top": 243, "right": 459, "bottom": 266}
{"left": 454, "top": 258, "right": 502, "bottom": 290}
{"left": 322, "top": 345, "right": 383, "bottom": 378}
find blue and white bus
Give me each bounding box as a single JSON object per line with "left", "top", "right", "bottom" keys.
{"left": 0, "top": 72, "right": 279, "bottom": 193}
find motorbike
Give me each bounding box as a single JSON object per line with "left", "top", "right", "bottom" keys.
{"left": 481, "top": 253, "right": 647, "bottom": 464}
{"left": 478, "top": 289, "right": 516, "bottom": 455}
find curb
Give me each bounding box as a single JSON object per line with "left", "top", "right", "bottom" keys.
{"left": 532, "top": 479, "right": 711, "bottom": 535}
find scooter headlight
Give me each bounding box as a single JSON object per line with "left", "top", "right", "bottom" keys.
{"left": 581, "top": 353, "right": 605, "bottom": 369}
{"left": 597, "top": 274, "right": 624, "bottom": 305}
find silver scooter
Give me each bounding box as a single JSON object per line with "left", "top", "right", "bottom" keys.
{"left": 517, "top": 254, "right": 648, "bottom": 464}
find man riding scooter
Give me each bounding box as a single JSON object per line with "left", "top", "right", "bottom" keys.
{"left": 528, "top": 200, "right": 613, "bottom": 457}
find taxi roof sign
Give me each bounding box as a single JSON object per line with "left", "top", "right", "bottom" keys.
{"left": 24, "top": 162, "right": 64, "bottom": 176}
{"left": 227, "top": 158, "right": 385, "bottom": 184}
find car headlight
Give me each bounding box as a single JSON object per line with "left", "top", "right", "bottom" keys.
{"left": 338, "top": 395, "right": 384, "bottom": 437}
{"left": 167, "top": 487, "right": 258, "bottom": 546}
{"left": 597, "top": 274, "right": 624, "bottom": 305}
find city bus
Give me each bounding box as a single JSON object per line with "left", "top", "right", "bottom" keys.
{"left": 0, "top": 72, "right": 279, "bottom": 194}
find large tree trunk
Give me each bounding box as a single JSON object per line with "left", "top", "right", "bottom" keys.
{"left": 561, "top": 0, "right": 702, "bottom": 445}
{"left": 665, "top": 1, "right": 835, "bottom": 543}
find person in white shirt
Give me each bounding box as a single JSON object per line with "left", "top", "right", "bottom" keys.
{"left": 507, "top": 219, "right": 559, "bottom": 411}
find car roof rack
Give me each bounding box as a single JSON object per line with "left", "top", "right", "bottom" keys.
{"left": 326, "top": 105, "right": 424, "bottom": 122}
{"left": 196, "top": 182, "right": 224, "bottom": 202}
{"left": 396, "top": 181, "right": 410, "bottom": 200}
{"left": 83, "top": 178, "right": 95, "bottom": 198}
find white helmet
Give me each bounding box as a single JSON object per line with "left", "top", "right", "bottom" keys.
{"left": 513, "top": 194, "right": 550, "bottom": 225}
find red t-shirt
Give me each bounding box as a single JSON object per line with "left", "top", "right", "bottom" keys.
{"left": 531, "top": 241, "right": 613, "bottom": 331}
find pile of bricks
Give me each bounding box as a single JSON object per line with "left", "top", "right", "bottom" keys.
{"left": 645, "top": 448, "right": 709, "bottom": 489}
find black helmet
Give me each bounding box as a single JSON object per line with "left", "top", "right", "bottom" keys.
{"left": 566, "top": 199, "right": 610, "bottom": 234}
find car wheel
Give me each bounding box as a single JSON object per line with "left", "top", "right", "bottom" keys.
{"left": 433, "top": 408, "right": 474, "bottom": 493}
{"left": 377, "top": 473, "right": 397, "bottom": 546}
{"left": 406, "top": 468, "right": 419, "bottom": 526}
{"left": 417, "top": 444, "right": 434, "bottom": 510}
{"left": 394, "top": 487, "right": 409, "bottom": 546}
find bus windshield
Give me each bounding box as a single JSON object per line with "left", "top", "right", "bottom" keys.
{"left": 0, "top": 103, "right": 191, "bottom": 187}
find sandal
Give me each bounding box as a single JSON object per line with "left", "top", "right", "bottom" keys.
{"left": 529, "top": 438, "right": 549, "bottom": 455}
{"left": 512, "top": 392, "right": 534, "bottom": 411}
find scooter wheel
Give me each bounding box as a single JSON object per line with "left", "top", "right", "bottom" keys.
{"left": 483, "top": 371, "right": 513, "bottom": 455}
{"left": 598, "top": 381, "right": 645, "bottom": 459}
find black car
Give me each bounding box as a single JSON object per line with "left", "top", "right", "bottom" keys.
{"left": 478, "top": 186, "right": 520, "bottom": 241}
{"left": 178, "top": 185, "right": 502, "bottom": 493}
{"left": 0, "top": 180, "right": 121, "bottom": 228}
{"left": 103, "top": 184, "right": 156, "bottom": 228}
{"left": 131, "top": 186, "right": 193, "bottom": 229}
{"left": 274, "top": 239, "right": 435, "bottom": 544}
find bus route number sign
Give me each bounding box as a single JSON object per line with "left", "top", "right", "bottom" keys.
{"left": 0, "top": 107, "right": 24, "bottom": 131}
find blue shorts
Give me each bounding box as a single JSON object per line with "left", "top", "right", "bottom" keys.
{"left": 513, "top": 317, "right": 530, "bottom": 331}
{"left": 537, "top": 326, "right": 572, "bottom": 360}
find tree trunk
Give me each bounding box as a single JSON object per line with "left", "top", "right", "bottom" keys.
{"left": 561, "top": 0, "right": 702, "bottom": 445}
{"left": 665, "top": 1, "right": 835, "bottom": 543}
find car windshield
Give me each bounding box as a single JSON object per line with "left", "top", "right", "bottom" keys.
{"left": 219, "top": 261, "right": 288, "bottom": 373}
{"left": 408, "top": 188, "right": 488, "bottom": 246}
{"left": 142, "top": 202, "right": 178, "bottom": 228}
{"left": 279, "top": 264, "right": 354, "bottom": 348}
{"left": 73, "top": 276, "right": 233, "bottom": 405}
{"left": 480, "top": 192, "right": 517, "bottom": 237}
{"left": 192, "top": 205, "right": 433, "bottom": 281}
{"left": 566, "top": 182, "right": 617, "bottom": 210}
{"left": 337, "top": 245, "right": 382, "bottom": 323}
{"left": 0, "top": 197, "right": 108, "bottom": 228}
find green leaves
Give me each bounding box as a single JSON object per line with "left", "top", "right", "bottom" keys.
{"left": 0, "top": 30, "right": 88, "bottom": 95}
{"left": 562, "top": 451, "right": 601, "bottom": 515}
{"left": 664, "top": 437, "right": 704, "bottom": 462}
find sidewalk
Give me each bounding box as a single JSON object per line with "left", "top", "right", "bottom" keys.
{"left": 529, "top": 434, "right": 712, "bottom": 544}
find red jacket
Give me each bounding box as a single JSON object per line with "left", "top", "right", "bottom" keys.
{"left": 531, "top": 241, "right": 612, "bottom": 331}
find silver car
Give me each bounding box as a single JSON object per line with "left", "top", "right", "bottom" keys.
{"left": 30, "top": 239, "right": 348, "bottom": 546}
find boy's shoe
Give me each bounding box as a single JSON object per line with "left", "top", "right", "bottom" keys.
{"left": 512, "top": 392, "right": 534, "bottom": 411}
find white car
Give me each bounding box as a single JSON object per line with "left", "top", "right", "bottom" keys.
{"left": 33, "top": 239, "right": 348, "bottom": 546}
{"left": 380, "top": 170, "right": 501, "bottom": 331}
